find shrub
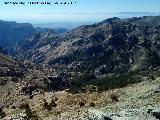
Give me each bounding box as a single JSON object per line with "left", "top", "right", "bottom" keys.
{"left": 110, "top": 93, "right": 119, "bottom": 102}
{"left": 79, "top": 101, "right": 85, "bottom": 107}
{"left": 89, "top": 102, "right": 96, "bottom": 107}
{"left": 50, "top": 100, "right": 57, "bottom": 108}
{"left": 44, "top": 100, "right": 57, "bottom": 111}
{"left": 54, "top": 111, "right": 61, "bottom": 115}
{"left": 0, "top": 111, "right": 5, "bottom": 119}
{"left": 0, "top": 107, "right": 5, "bottom": 119}
{"left": 11, "top": 106, "right": 16, "bottom": 109}
{"left": 19, "top": 103, "right": 30, "bottom": 110}
{"left": 19, "top": 103, "right": 32, "bottom": 118}
{"left": 44, "top": 100, "right": 51, "bottom": 111}
{"left": 19, "top": 103, "right": 40, "bottom": 120}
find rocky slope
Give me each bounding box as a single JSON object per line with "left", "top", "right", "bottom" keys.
{"left": 15, "top": 16, "right": 160, "bottom": 75}
{"left": 0, "top": 70, "right": 160, "bottom": 120}
{"left": 0, "top": 50, "right": 52, "bottom": 119}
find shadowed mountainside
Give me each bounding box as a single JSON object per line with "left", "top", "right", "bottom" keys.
{"left": 15, "top": 16, "right": 160, "bottom": 75}
{"left": 0, "top": 20, "right": 35, "bottom": 50}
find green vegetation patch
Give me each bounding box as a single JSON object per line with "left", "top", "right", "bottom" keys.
{"left": 68, "top": 71, "right": 142, "bottom": 93}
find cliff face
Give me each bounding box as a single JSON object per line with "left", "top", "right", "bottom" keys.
{"left": 0, "top": 20, "right": 35, "bottom": 51}
{"left": 16, "top": 16, "right": 160, "bottom": 74}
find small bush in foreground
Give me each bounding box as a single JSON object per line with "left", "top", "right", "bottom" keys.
{"left": 110, "top": 93, "right": 119, "bottom": 102}
{"left": 79, "top": 101, "right": 85, "bottom": 107}
{"left": 0, "top": 109, "right": 5, "bottom": 119}
{"left": 44, "top": 99, "right": 57, "bottom": 111}
{"left": 19, "top": 103, "right": 40, "bottom": 120}
{"left": 89, "top": 102, "right": 96, "bottom": 107}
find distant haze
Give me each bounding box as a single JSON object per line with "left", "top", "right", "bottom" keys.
{"left": 0, "top": 0, "right": 160, "bottom": 25}
{"left": 33, "top": 12, "right": 160, "bottom": 29}
{"left": 33, "top": 21, "right": 96, "bottom": 30}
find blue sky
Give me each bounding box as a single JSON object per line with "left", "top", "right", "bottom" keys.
{"left": 0, "top": 0, "right": 160, "bottom": 23}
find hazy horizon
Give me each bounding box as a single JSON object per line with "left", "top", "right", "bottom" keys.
{"left": 0, "top": 0, "right": 160, "bottom": 25}
{"left": 0, "top": 12, "right": 160, "bottom": 24}
{"left": 1, "top": 12, "right": 160, "bottom": 29}
{"left": 33, "top": 12, "right": 160, "bottom": 29}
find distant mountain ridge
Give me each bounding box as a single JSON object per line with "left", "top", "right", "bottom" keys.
{"left": 15, "top": 16, "right": 160, "bottom": 75}
{"left": 0, "top": 20, "right": 68, "bottom": 53}
{"left": 0, "top": 20, "right": 35, "bottom": 50}
{"left": 35, "top": 27, "right": 69, "bottom": 34}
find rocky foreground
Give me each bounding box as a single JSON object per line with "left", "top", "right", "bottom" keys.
{"left": 1, "top": 75, "right": 159, "bottom": 120}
